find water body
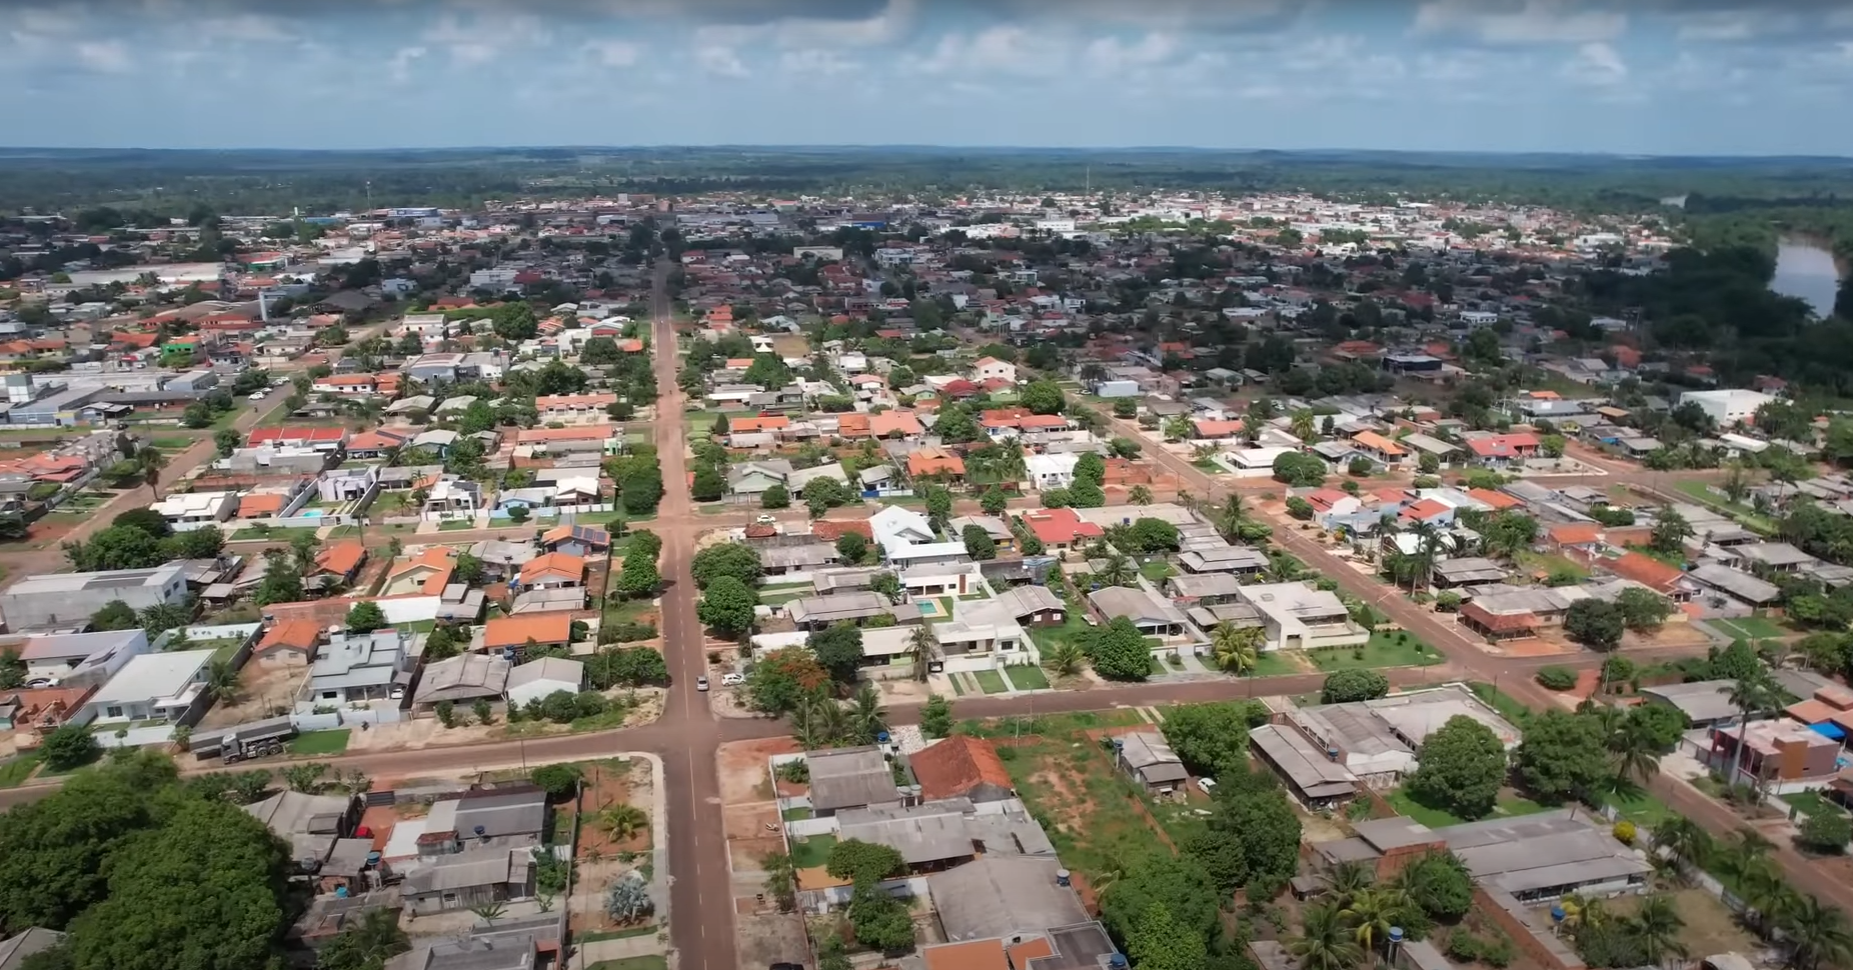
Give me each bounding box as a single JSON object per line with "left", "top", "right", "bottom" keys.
{"left": 1771, "top": 236, "right": 1844, "bottom": 318}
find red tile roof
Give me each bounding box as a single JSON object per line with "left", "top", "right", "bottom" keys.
{"left": 483, "top": 614, "right": 573, "bottom": 649}
{"left": 908, "top": 736, "right": 1013, "bottom": 802}
{"left": 1020, "top": 507, "right": 1104, "bottom": 545}
{"left": 1606, "top": 551, "right": 1682, "bottom": 593}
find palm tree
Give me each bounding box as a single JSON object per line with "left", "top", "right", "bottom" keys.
{"left": 1290, "top": 408, "right": 1318, "bottom": 442}
{"left": 1265, "top": 550, "right": 1304, "bottom": 583}
{"left": 139, "top": 450, "right": 168, "bottom": 502}
{"left": 1041, "top": 641, "right": 1087, "bottom": 679}
{"left": 1648, "top": 816, "right": 1713, "bottom": 880}
{"left": 1609, "top": 719, "right": 1662, "bottom": 790}
{"left": 908, "top": 625, "right": 933, "bottom": 682}
{"left": 140, "top": 602, "right": 192, "bottom": 637}
{"left": 1094, "top": 554, "right": 1136, "bottom": 588}
{"left": 1288, "top": 903, "right": 1366, "bottom": 970}
{"left": 791, "top": 694, "right": 839, "bottom": 749}
{"left": 1210, "top": 622, "right": 1264, "bottom": 675}
{"left": 1407, "top": 520, "right": 1442, "bottom": 593}
{"left": 1631, "top": 894, "right": 1689, "bottom": 966}
{"left": 1215, "top": 493, "right": 1248, "bottom": 540}
{"left": 1780, "top": 894, "right": 1853, "bottom": 970}
{"left": 760, "top": 851, "right": 797, "bottom": 913}
{"left": 598, "top": 803, "right": 650, "bottom": 843}
{"left": 1321, "top": 860, "right": 1375, "bottom": 908}
{"left": 845, "top": 683, "right": 886, "bottom": 743}
{"left": 1557, "top": 893, "right": 1611, "bottom": 936}
{"left": 1177, "top": 490, "right": 1198, "bottom": 514}
{"left": 1343, "top": 887, "right": 1412, "bottom": 960}
{"left": 1718, "top": 670, "right": 1781, "bottom": 788}
{"left": 470, "top": 901, "right": 507, "bottom": 922}
{"left": 1128, "top": 485, "right": 1153, "bottom": 506}
{"left": 205, "top": 659, "right": 239, "bottom": 703}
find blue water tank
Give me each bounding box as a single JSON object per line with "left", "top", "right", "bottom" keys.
{"left": 474, "top": 825, "right": 487, "bottom": 837}
{"left": 1390, "top": 927, "right": 1404, "bottom": 943}
{"left": 876, "top": 731, "right": 891, "bottom": 744}
{"left": 1550, "top": 905, "right": 1566, "bottom": 924}
{"left": 334, "top": 885, "right": 349, "bottom": 898}
{"left": 366, "top": 851, "right": 381, "bottom": 867}
{"left": 1106, "top": 955, "right": 1129, "bottom": 970}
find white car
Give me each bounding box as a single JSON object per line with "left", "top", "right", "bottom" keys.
{"left": 696, "top": 676, "right": 710, "bottom": 692}
{"left": 248, "top": 391, "right": 266, "bottom": 401}
{"left": 720, "top": 672, "right": 746, "bottom": 687}
{"left": 1195, "top": 778, "right": 1217, "bottom": 795}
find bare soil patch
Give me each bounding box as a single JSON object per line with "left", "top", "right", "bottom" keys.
{"left": 198, "top": 662, "right": 302, "bottom": 728}
{"left": 578, "top": 759, "right": 652, "bottom": 859}
{"left": 717, "top": 737, "right": 799, "bottom": 805}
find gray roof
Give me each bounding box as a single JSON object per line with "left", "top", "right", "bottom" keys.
{"left": 1641, "top": 679, "right": 1745, "bottom": 723}
{"left": 807, "top": 746, "right": 901, "bottom": 812}
{"left": 414, "top": 654, "right": 509, "bottom": 703}
{"left": 0, "top": 928, "right": 65, "bottom": 970}
{"left": 244, "top": 790, "right": 353, "bottom": 861}
{"left": 1440, "top": 809, "right": 1654, "bottom": 895}
{"left": 1250, "top": 724, "right": 1359, "bottom": 799}
{"left": 926, "top": 856, "right": 1089, "bottom": 944}
{"left": 1687, "top": 563, "right": 1781, "bottom": 604}
{"left": 506, "top": 657, "right": 583, "bottom": 691}
{"left": 388, "top": 934, "right": 536, "bottom": 970}
{"left": 1431, "top": 557, "right": 1509, "bottom": 584}
{"left": 993, "top": 584, "right": 1065, "bottom": 618}
{"left": 834, "top": 797, "right": 1055, "bottom": 866}
{"left": 787, "top": 591, "right": 893, "bottom": 626}
{"left": 1087, "top": 585, "right": 1186, "bottom": 626}
{"left": 1118, "top": 732, "right": 1187, "bottom": 784}
{"left": 426, "top": 787, "right": 548, "bottom": 840}
{"left": 401, "top": 848, "right": 533, "bottom": 895}
{"left": 760, "top": 542, "right": 838, "bottom": 569}
{"left": 1169, "top": 572, "right": 1244, "bottom": 598}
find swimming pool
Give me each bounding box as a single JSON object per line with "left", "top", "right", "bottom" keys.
{"left": 299, "top": 509, "right": 326, "bottom": 519}
{"left": 917, "top": 599, "right": 947, "bottom": 618}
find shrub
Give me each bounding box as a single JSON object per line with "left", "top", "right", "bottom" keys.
{"left": 1612, "top": 820, "right": 1636, "bottom": 845}
{"left": 1535, "top": 666, "right": 1578, "bottom": 691}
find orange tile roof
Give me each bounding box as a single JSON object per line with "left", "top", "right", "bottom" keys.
{"left": 1352, "top": 430, "right": 1406, "bottom": 456}
{"left": 868, "top": 410, "right": 923, "bottom": 437}
{"left": 731, "top": 415, "right": 791, "bottom": 433}
{"left": 315, "top": 541, "right": 367, "bottom": 578}
{"left": 258, "top": 618, "right": 322, "bottom": 653}
{"left": 1788, "top": 699, "right": 1839, "bottom": 725}
{"left": 1547, "top": 522, "right": 1603, "bottom": 546}
{"left": 520, "top": 552, "right": 586, "bottom": 581}
{"left": 908, "top": 448, "right": 966, "bottom": 477}
{"left": 1467, "top": 488, "right": 1522, "bottom": 510}
{"left": 1400, "top": 498, "right": 1451, "bottom": 522}
{"left": 923, "top": 939, "right": 1009, "bottom": 970}
{"left": 1007, "top": 938, "right": 1055, "bottom": 968}
{"left": 1192, "top": 418, "right": 1245, "bottom": 437}
{"left": 908, "top": 736, "right": 1013, "bottom": 801}
{"left": 237, "top": 493, "right": 285, "bottom": 518}
{"left": 1606, "top": 551, "right": 1682, "bottom": 593}
{"left": 835, "top": 413, "right": 872, "bottom": 436}
{"left": 390, "top": 547, "right": 457, "bottom": 595}
{"left": 483, "top": 614, "right": 573, "bottom": 649}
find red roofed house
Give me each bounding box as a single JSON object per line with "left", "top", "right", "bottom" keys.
{"left": 1464, "top": 433, "right": 1541, "bottom": 467}
{"left": 907, "top": 447, "right": 966, "bottom": 483}
{"left": 1467, "top": 488, "right": 1523, "bottom": 511}
{"left": 908, "top": 735, "right": 1015, "bottom": 803}
{"left": 247, "top": 427, "right": 348, "bottom": 451}
{"left": 1605, "top": 551, "right": 1686, "bottom": 597}
{"left": 1192, "top": 418, "right": 1245, "bottom": 440}
{"left": 1019, "top": 507, "right": 1104, "bottom": 552}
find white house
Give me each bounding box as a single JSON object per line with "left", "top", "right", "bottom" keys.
{"left": 80, "top": 649, "right": 217, "bottom": 726}
{"left": 1678, "top": 389, "right": 1776, "bottom": 428}
{"left": 1025, "top": 453, "right": 1078, "bottom": 491}
{"left": 506, "top": 657, "right": 586, "bottom": 707}
{"left": 1236, "top": 582, "right": 1369, "bottom": 651}
{"left": 152, "top": 491, "right": 239, "bottom": 532}
{"left": 972, "top": 357, "right": 1017, "bottom": 383}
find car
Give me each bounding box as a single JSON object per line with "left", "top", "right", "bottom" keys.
{"left": 755, "top": 514, "right": 777, "bottom": 525}
{"left": 720, "top": 672, "right": 746, "bottom": 686}
{"left": 248, "top": 391, "right": 266, "bottom": 401}
{"left": 696, "top": 676, "right": 710, "bottom": 692}
{"left": 1195, "top": 777, "right": 1217, "bottom": 795}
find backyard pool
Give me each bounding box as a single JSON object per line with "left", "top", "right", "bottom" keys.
{"left": 298, "top": 510, "right": 325, "bottom": 519}
{"left": 917, "top": 599, "right": 947, "bottom": 618}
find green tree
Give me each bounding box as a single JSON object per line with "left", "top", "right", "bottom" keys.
{"left": 846, "top": 878, "right": 914, "bottom": 951}
{"left": 1650, "top": 508, "right": 1694, "bottom": 554}
{"left": 826, "top": 839, "right": 904, "bottom": 884}
{"left": 1209, "top": 622, "right": 1264, "bottom": 674}
{"left": 89, "top": 599, "right": 140, "bottom": 631}
{"left": 1564, "top": 598, "right": 1625, "bottom": 651}
{"left": 345, "top": 601, "right": 387, "bottom": 633}
{"left": 1321, "top": 669, "right": 1389, "bottom": 703}
{"left": 38, "top": 725, "right": 100, "bottom": 772}
{"left": 1615, "top": 587, "right": 1672, "bottom": 632}
{"left": 1126, "top": 903, "right": 1208, "bottom": 970}
{"left": 835, "top": 532, "right": 868, "bottom": 564}
{"left": 1780, "top": 895, "right": 1853, "bottom": 970}
{"left": 617, "top": 552, "right": 660, "bottom": 599}
{"left": 745, "top": 649, "right": 829, "bottom": 714}
{"left": 762, "top": 483, "right": 789, "bottom": 509}
{"left": 697, "top": 576, "right": 758, "bottom": 638}
{"left": 1020, "top": 379, "right": 1066, "bottom": 415}
{"left": 808, "top": 622, "right": 866, "bottom": 684}
{"left": 1407, "top": 715, "right": 1507, "bottom": 821}
{"left": 1511, "top": 709, "right": 1608, "bottom": 804}
{"left": 690, "top": 464, "right": 724, "bottom": 502}
{"left": 961, "top": 525, "right": 997, "bottom": 561}
{"left": 690, "top": 543, "right": 763, "bottom": 589}
{"left": 1397, "top": 851, "right": 1473, "bottom": 920}
{"left": 1099, "top": 853, "right": 1221, "bottom": 945}
{"left": 1086, "top": 616, "right": 1153, "bottom": 681}
{"left": 921, "top": 695, "right": 953, "bottom": 738}
{"left": 314, "top": 906, "right": 409, "bottom": 970}
{"left": 529, "top": 764, "right": 584, "bottom": 800}
{"left": 1287, "top": 903, "right": 1365, "bottom": 970}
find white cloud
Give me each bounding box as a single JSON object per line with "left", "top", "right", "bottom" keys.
{"left": 424, "top": 13, "right": 549, "bottom": 66}
{"left": 387, "top": 45, "right": 427, "bottom": 83}
{"left": 1082, "top": 33, "right": 1178, "bottom": 73}
{"left": 1560, "top": 40, "right": 1628, "bottom": 85}
{"left": 75, "top": 40, "right": 131, "bottom": 73}
{"left": 778, "top": 49, "right": 859, "bottom": 75}
{"left": 196, "top": 14, "right": 296, "bottom": 43}
{"left": 696, "top": 45, "right": 749, "bottom": 77}
{"left": 584, "top": 39, "right": 640, "bottom": 68}
{"left": 1413, "top": 0, "right": 1626, "bottom": 44}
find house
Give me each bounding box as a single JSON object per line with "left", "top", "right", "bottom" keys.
{"left": 924, "top": 858, "right": 1091, "bottom": 951}
{"left": 505, "top": 657, "right": 586, "bottom": 707}
{"left": 296, "top": 630, "right": 414, "bottom": 712}
{"left": 947, "top": 515, "right": 1015, "bottom": 553}
{"left": 1463, "top": 433, "right": 1541, "bottom": 467}
{"left": 401, "top": 848, "right": 536, "bottom": 916}
{"left": 1351, "top": 431, "right": 1407, "bottom": 467}
{"left": 1249, "top": 723, "right": 1361, "bottom": 808}
{"left": 1236, "top": 582, "right": 1368, "bottom": 651}
{"left": 313, "top": 542, "right": 368, "bottom": 587}
{"left": 1024, "top": 452, "right": 1078, "bottom": 490}
{"left": 786, "top": 591, "right": 898, "bottom": 631}
{"left": 1312, "top": 808, "right": 1651, "bottom": 901}
{"left": 1684, "top": 563, "right": 1782, "bottom": 610}
{"left": 1019, "top": 507, "right": 1104, "bottom": 553}
{"left": 80, "top": 648, "right": 216, "bottom": 726}
{"left": 806, "top": 745, "right": 903, "bottom": 816}
{"left": 539, "top": 524, "right": 610, "bottom": 557}
{"left": 13, "top": 628, "right": 149, "bottom": 688}
{"left": 1086, "top": 585, "right": 1188, "bottom": 641}
{"left": 907, "top": 447, "right": 966, "bottom": 483}
{"left": 909, "top": 735, "right": 1016, "bottom": 802}
{"left": 1115, "top": 731, "right": 1189, "bottom": 792}
{"left": 152, "top": 490, "right": 238, "bottom": 531}
{"left": 1429, "top": 557, "right": 1509, "bottom": 589}
{"left": 990, "top": 584, "right": 1066, "bottom": 627}
{"left": 481, "top": 614, "right": 574, "bottom": 656}
{"left": 385, "top": 548, "right": 455, "bottom": 596}
{"left": 255, "top": 618, "right": 322, "bottom": 666}
{"left": 413, "top": 653, "right": 510, "bottom": 708}
{"left": 243, "top": 789, "right": 361, "bottom": 864}
{"left": 514, "top": 552, "right": 586, "bottom": 592}
{"left": 972, "top": 356, "right": 1017, "bottom": 383}
{"left": 423, "top": 477, "right": 483, "bottom": 518}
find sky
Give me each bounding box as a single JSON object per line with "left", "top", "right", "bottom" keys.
{"left": 3, "top": 0, "right": 1852, "bottom": 155}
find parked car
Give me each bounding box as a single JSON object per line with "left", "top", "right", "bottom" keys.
{"left": 696, "top": 676, "right": 710, "bottom": 692}
{"left": 1196, "top": 777, "right": 1217, "bottom": 795}
{"left": 720, "top": 672, "right": 746, "bottom": 686}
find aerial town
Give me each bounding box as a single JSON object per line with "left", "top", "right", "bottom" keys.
{"left": 0, "top": 184, "right": 1848, "bottom": 970}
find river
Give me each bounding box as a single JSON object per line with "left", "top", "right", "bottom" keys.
{"left": 1771, "top": 236, "right": 1844, "bottom": 317}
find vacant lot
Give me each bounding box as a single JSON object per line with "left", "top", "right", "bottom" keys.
{"left": 1708, "top": 616, "right": 1789, "bottom": 641}
{"left": 198, "top": 661, "right": 301, "bottom": 728}
{"left": 1308, "top": 630, "right": 1445, "bottom": 671}
{"left": 1608, "top": 888, "right": 1760, "bottom": 959}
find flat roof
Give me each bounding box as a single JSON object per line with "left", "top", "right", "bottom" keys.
{"left": 88, "top": 649, "right": 215, "bottom": 706}
{"left": 4, "top": 562, "right": 185, "bottom": 596}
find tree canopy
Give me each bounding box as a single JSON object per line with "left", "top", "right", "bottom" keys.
{"left": 1407, "top": 715, "right": 1508, "bottom": 821}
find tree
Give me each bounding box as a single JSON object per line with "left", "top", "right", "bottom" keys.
{"left": 1564, "top": 598, "right": 1625, "bottom": 651}
{"left": 697, "top": 576, "right": 758, "bottom": 638}
{"left": 1126, "top": 903, "right": 1208, "bottom": 970}
{"left": 1020, "top": 379, "right": 1066, "bottom": 415}
{"left": 762, "top": 483, "right": 789, "bottom": 509}
{"left": 921, "top": 695, "right": 953, "bottom": 738}
{"left": 1288, "top": 903, "right": 1366, "bottom": 970}
{"left": 1631, "top": 894, "right": 1690, "bottom": 966}
{"left": 979, "top": 487, "right": 1008, "bottom": 515}
{"left": 1209, "top": 622, "right": 1264, "bottom": 674}
{"left": 314, "top": 906, "right": 409, "bottom": 970}
{"left": 1099, "top": 853, "right": 1221, "bottom": 945}
{"left": 746, "top": 649, "right": 830, "bottom": 714}
{"left": 835, "top": 532, "right": 868, "bottom": 564}
{"left": 761, "top": 851, "right": 797, "bottom": 913}
{"left": 64, "top": 525, "right": 166, "bottom": 571}
{"left": 1798, "top": 811, "right": 1852, "bottom": 854}
{"left": 598, "top": 803, "right": 650, "bottom": 843}
{"left": 1321, "top": 669, "right": 1389, "bottom": 703}
{"left": 690, "top": 464, "right": 724, "bottom": 502}
{"left": 1273, "top": 451, "right": 1327, "bottom": 487}
{"left": 1780, "top": 894, "right": 1853, "bottom": 970}
{"left": 1161, "top": 701, "right": 1260, "bottom": 776}
{"left": 961, "top": 525, "right": 997, "bottom": 560}
{"left": 870, "top": 571, "right": 903, "bottom": 604}
{"left": 1041, "top": 640, "right": 1087, "bottom": 678}
{"left": 1650, "top": 815, "right": 1713, "bottom": 877}
{"left": 617, "top": 552, "right": 660, "bottom": 599}
{"left": 827, "top": 839, "right": 904, "bottom": 884}
{"left": 847, "top": 878, "right": 914, "bottom": 952}
{"left": 809, "top": 622, "right": 866, "bottom": 684}
{"left": 1480, "top": 511, "right": 1539, "bottom": 561}
{"left": 1086, "top": 616, "right": 1152, "bottom": 681}
{"left": 529, "top": 764, "right": 584, "bottom": 801}
{"left": 1511, "top": 709, "right": 1608, "bottom": 804}
{"left": 603, "top": 874, "right": 654, "bottom": 924}
{"left": 0, "top": 648, "right": 22, "bottom": 691}
{"left": 1407, "top": 715, "right": 1507, "bottom": 821}
{"left": 90, "top": 599, "right": 140, "bottom": 631}
{"left": 38, "top": 725, "right": 100, "bottom": 772}
{"left": 137, "top": 449, "right": 167, "bottom": 502}
{"left": 1650, "top": 508, "right": 1694, "bottom": 555}
{"left": 743, "top": 354, "right": 793, "bottom": 390}
{"left": 345, "top": 601, "right": 387, "bottom": 633}
{"left": 690, "top": 543, "right": 763, "bottom": 589}
{"left": 1398, "top": 851, "right": 1473, "bottom": 920}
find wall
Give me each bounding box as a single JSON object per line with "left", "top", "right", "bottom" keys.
{"left": 1472, "top": 887, "right": 1585, "bottom": 970}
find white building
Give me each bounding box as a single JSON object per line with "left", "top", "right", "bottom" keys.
{"left": 505, "top": 657, "right": 586, "bottom": 707}
{"left": 1235, "top": 582, "right": 1369, "bottom": 651}
{"left": 1678, "top": 389, "right": 1776, "bottom": 428}
{"left": 80, "top": 649, "right": 217, "bottom": 726}
{"left": 469, "top": 268, "right": 522, "bottom": 293}
{"left": 1024, "top": 453, "right": 1078, "bottom": 491}
{"left": 152, "top": 491, "right": 239, "bottom": 531}
{"left": 972, "top": 357, "right": 1017, "bottom": 383}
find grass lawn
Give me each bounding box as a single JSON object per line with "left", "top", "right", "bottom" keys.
{"left": 758, "top": 588, "right": 809, "bottom": 606}
{"left": 1307, "top": 630, "right": 1444, "bottom": 671}
{"left": 563, "top": 509, "right": 655, "bottom": 526}
{"left": 1601, "top": 789, "right": 1678, "bottom": 828}
{"left": 587, "top": 958, "right": 668, "bottom": 970}
{"left": 1782, "top": 788, "right": 1850, "bottom": 819}
{"left": 1387, "top": 789, "right": 1552, "bottom": 828}
{"left": 973, "top": 670, "right": 1010, "bottom": 694}
{"left": 788, "top": 833, "right": 836, "bottom": 869}
{"left": 990, "top": 709, "right": 1175, "bottom": 880}
{"left": 1139, "top": 560, "right": 1175, "bottom": 582}
{"left": 949, "top": 675, "right": 966, "bottom": 697}
{"left": 1674, "top": 480, "right": 1776, "bottom": 534}
{"left": 575, "top": 925, "right": 658, "bottom": 943}
{"left": 781, "top": 806, "right": 813, "bottom": 821}
{"left": 1515, "top": 550, "right": 1589, "bottom": 581}
{"left": 0, "top": 755, "right": 41, "bottom": 789}
{"left": 1005, "top": 665, "right": 1050, "bottom": 690}
{"left": 438, "top": 519, "right": 478, "bottom": 531}
{"left": 150, "top": 436, "right": 195, "bottom": 450}
{"left": 1710, "top": 616, "right": 1789, "bottom": 640}
{"left": 602, "top": 596, "right": 653, "bottom": 628}
{"left": 1469, "top": 681, "right": 1536, "bottom": 726}
{"left": 289, "top": 729, "right": 352, "bottom": 756}
{"left": 231, "top": 525, "right": 316, "bottom": 541}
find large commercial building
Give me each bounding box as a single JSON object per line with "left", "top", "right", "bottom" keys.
{"left": 1677, "top": 389, "right": 1776, "bottom": 428}
{"left": 0, "top": 564, "right": 189, "bottom": 632}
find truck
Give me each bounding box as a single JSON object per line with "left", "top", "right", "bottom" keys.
{"left": 191, "top": 716, "right": 296, "bottom": 764}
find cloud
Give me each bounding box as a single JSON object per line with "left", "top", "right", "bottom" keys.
{"left": 423, "top": 12, "right": 549, "bottom": 65}
{"left": 387, "top": 45, "right": 427, "bottom": 83}
{"left": 196, "top": 13, "right": 298, "bottom": 43}
{"left": 584, "top": 39, "right": 640, "bottom": 67}
{"left": 778, "top": 48, "right": 859, "bottom": 75}
{"left": 1412, "top": 0, "right": 1626, "bottom": 44}
{"left": 74, "top": 40, "right": 131, "bottom": 73}
{"left": 1560, "top": 40, "right": 1628, "bottom": 85}
{"left": 695, "top": 45, "right": 749, "bottom": 77}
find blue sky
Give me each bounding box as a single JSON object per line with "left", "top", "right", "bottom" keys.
{"left": 3, "top": 0, "right": 1851, "bottom": 155}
